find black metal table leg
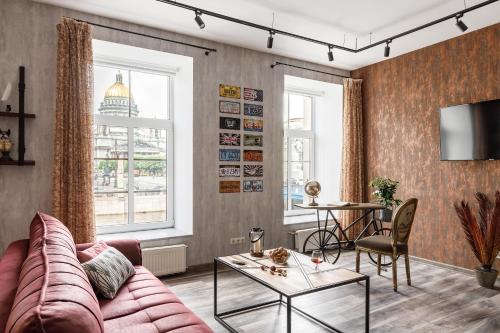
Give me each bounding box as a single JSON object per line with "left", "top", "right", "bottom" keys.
{"left": 365, "top": 277, "right": 370, "bottom": 333}
{"left": 214, "top": 259, "right": 217, "bottom": 317}
{"left": 287, "top": 296, "right": 292, "bottom": 333}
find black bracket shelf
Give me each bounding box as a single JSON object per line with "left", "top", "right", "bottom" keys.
{"left": 0, "top": 66, "right": 35, "bottom": 166}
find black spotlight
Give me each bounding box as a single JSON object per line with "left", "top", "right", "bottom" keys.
{"left": 384, "top": 41, "right": 391, "bottom": 57}
{"left": 194, "top": 11, "right": 205, "bottom": 29}
{"left": 267, "top": 31, "right": 274, "bottom": 49}
{"left": 456, "top": 15, "right": 468, "bottom": 32}
{"left": 327, "top": 45, "right": 334, "bottom": 62}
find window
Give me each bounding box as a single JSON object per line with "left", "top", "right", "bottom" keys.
{"left": 283, "top": 92, "right": 315, "bottom": 215}
{"left": 283, "top": 75, "right": 344, "bottom": 224}
{"left": 93, "top": 63, "right": 174, "bottom": 233}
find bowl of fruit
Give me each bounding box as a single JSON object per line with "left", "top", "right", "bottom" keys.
{"left": 269, "top": 247, "right": 290, "bottom": 265}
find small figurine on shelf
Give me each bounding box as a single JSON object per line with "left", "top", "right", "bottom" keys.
{"left": 0, "top": 128, "right": 14, "bottom": 161}
{"left": 1, "top": 82, "right": 12, "bottom": 112}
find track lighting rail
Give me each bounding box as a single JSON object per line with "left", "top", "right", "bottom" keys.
{"left": 157, "top": 0, "right": 497, "bottom": 55}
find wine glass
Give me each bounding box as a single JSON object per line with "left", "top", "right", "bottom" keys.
{"left": 311, "top": 250, "right": 323, "bottom": 271}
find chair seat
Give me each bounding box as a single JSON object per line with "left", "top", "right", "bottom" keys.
{"left": 355, "top": 235, "right": 408, "bottom": 253}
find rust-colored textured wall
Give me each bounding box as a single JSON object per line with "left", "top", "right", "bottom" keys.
{"left": 352, "top": 24, "right": 500, "bottom": 269}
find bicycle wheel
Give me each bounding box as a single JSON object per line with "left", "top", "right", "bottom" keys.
{"left": 302, "top": 230, "right": 341, "bottom": 265}
{"left": 367, "top": 228, "right": 400, "bottom": 266}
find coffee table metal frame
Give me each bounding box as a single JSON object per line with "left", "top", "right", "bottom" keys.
{"left": 213, "top": 257, "right": 370, "bottom": 333}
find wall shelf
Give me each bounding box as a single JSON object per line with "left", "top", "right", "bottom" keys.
{"left": 0, "top": 111, "right": 36, "bottom": 118}
{"left": 0, "top": 160, "right": 35, "bottom": 166}
{"left": 0, "top": 66, "right": 35, "bottom": 166}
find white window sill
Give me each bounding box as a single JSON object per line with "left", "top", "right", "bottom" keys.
{"left": 97, "top": 227, "right": 192, "bottom": 242}
{"left": 284, "top": 213, "right": 318, "bottom": 225}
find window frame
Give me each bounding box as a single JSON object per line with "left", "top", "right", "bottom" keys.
{"left": 283, "top": 89, "right": 316, "bottom": 217}
{"left": 93, "top": 59, "right": 175, "bottom": 234}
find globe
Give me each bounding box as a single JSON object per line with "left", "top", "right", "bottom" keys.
{"left": 304, "top": 180, "right": 321, "bottom": 206}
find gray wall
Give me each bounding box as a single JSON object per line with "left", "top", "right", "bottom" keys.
{"left": 0, "top": 0, "right": 349, "bottom": 265}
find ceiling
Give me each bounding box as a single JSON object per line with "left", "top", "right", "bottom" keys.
{"left": 34, "top": 0, "right": 500, "bottom": 70}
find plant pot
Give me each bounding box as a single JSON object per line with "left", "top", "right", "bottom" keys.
{"left": 379, "top": 208, "right": 393, "bottom": 222}
{"left": 474, "top": 268, "right": 498, "bottom": 289}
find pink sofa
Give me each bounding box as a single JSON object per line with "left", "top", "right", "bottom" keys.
{"left": 0, "top": 212, "right": 212, "bottom": 333}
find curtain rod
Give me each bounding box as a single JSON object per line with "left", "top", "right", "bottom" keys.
{"left": 270, "top": 62, "right": 350, "bottom": 79}
{"left": 157, "top": 0, "right": 498, "bottom": 53}
{"left": 66, "top": 17, "right": 217, "bottom": 55}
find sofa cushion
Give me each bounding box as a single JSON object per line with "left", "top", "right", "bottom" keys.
{"left": 4, "top": 212, "right": 104, "bottom": 333}
{"left": 82, "top": 247, "right": 136, "bottom": 299}
{"left": 77, "top": 240, "right": 109, "bottom": 263}
{"left": 101, "top": 266, "right": 213, "bottom": 333}
{"left": 0, "top": 239, "right": 29, "bottom": 333}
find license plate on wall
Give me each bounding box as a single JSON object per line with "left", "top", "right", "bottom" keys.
{"left": 220, "top": 117, "right": 241, "bottom": 130}
{"left": 243, "top": 119, "right": 263, "bottom": 132}
{"left": 244, "top": 134, "right": 263, "bottom": 147}
{"left": 243, "top": 180, "right": 263, "bottom": 192}
{"left": 219, "top": 133, "right": 241, "bottom": 146}
{"left": 219, "top": 165, "right": 241, "bottom": 177}
{"left": 219, "top": 84, "right": 241, "bottom": 99}
{"left": 219, "top": 101, "right": 241, "bottom": 114}
{"left": 244, "top": 165, "right": 263, "bottom": 177}
{"left": 244, "top": 150, "right": 263, "bottom": 162}
{"left": 243, "top": 88, "right": 263, "bottom": 102}
{"left": 219, "top": 149, "right": 241, "bottom": 161}
{"left": 220, "top": 181, "right": 241, "bottom": 193}
{"left": 244, "top": 103, "right": 263, "bottom": 117}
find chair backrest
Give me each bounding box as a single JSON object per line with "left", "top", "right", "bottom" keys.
{"left": 391, "top": 198, "right": 418, "bottom": 245}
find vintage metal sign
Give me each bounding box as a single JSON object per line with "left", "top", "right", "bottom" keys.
{"left": 219, "top": 133, "right": 241, "bottom": 146}
{"left": 244, "top": 103, "right": 263, "bottom": 117}
{"left": 219, "top": 149, "right": 241, "bottom": 161}
{"left": 243, "top": 180, "right": 263, "bottom": 192}
{"left": 219, "top": 84, "right": 241, "bottom": 99}
{"left": 243, "top": 88, "right": 263, "bottom": 102}
{"left": 244, "top": 165, "right": 263, "bottom": 177}
{"left": 243, "top": 119, "right": 263, "bottom": 132}
{"left": 219, "top": 101, "right": 240, "bottom": 114}
{"left": 243, "top": 150, "right": 263, "bottom": 162}
{"left": 219, "top": 165, "right": 241, "bottom": 177}
{"left": 220, "top": 181, "right": 241, "bottom": 193}
{"left": 220, "top": 117, "right": 241, "bottom": 130}
{"left": 244, "top": 134, "right": 263, "bottom": 147}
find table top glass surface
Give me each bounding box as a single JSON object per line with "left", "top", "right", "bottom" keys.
{"left": 217, "top": 249, "right": 365, "bottom": 296}
{"left": 294, "top": 203, "right": 386, "bottom": 210}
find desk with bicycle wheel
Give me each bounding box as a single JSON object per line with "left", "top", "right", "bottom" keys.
{"left": 294, "top": 203, "right": 386, "bottom": 264}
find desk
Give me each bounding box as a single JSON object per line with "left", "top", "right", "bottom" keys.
{"left": 294, "top": 203, "right": 386, "bottom": 264}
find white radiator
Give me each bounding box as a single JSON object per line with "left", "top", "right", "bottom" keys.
{"left": 142, "top": 244, "right": 187, "bottom": 277}
{"left": 294, "top": 226, "right": 336, "bottom": 252}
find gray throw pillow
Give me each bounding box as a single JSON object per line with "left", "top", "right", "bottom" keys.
{"left": 82, "top": 246, "right": 136, "bottom": 299}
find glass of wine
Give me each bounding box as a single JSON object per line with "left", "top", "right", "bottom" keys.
{"left": 311, "top": 250, "right": 323, "bottom": 271}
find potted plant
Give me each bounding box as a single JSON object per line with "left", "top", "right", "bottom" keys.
{"left": 369, "top": 176, "right": 402, "bottom": 221}
{"left": 454, "top": 191, "right": 500, "bottom": 289}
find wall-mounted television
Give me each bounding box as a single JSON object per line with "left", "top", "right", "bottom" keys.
{"left": 439, "top": 99, "right": 500, "bottom": 160}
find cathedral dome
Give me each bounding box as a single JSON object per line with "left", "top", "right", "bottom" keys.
{"left": 104, "top": 72, "right": 134, "bottom": 101}
{"left": 98, "top": 71, "right": 139, "bottom": 117}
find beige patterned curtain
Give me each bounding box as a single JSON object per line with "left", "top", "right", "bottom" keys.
{"left": 52, "top": 18, "right": 95, "bottom": 243}
{"left": 340, "top": 79, "right": 365, "bottom": 239}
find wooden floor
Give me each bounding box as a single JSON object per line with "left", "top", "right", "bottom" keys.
{"left": 163, "top": 251, "right": 500, "bottom": 333}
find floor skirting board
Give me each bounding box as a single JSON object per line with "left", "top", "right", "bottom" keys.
{"left": 410, "top": 255, "right": 500, "bottom": 282}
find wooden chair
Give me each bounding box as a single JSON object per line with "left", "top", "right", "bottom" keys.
{"left": 355, "top": 198, "right": 418, "bottom": 291}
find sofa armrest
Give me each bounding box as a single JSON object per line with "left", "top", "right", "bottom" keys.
{"left": 76, "top": 239, "right": 142, "bottom": 266}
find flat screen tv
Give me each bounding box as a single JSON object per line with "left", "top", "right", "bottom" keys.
{"left": 439, "top": 99, "right": 500, "bottom": 160}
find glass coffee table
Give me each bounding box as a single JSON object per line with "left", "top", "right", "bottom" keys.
{"left": 214, "top": 249, "right": 369, "bottom": 333}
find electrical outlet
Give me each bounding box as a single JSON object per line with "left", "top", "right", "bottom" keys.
{"left": 230, "top": 237, "right": 245, "bottom": 245}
